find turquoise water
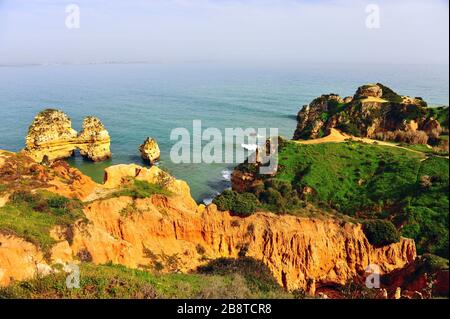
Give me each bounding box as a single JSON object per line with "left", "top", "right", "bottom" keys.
{"left": 0, "top": 63, "right": 448, "bottom": 202}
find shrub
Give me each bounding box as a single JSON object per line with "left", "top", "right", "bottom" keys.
{"left": 264, "top": 179, "right": 292, "bottom": 197}
{"left": 212, "top": 189, "right": 236, "bottom": 211}
{"left": 213, "top": 190, "right": 258, "bottom": 216}
{"left": 260, "top": 188, "right": 284, "bottom": 207}
{"left": 376, "top": 130, "right": 429, "bottom": 145}
{"left": 10, "top": 190, "right": 40, "bottom": 206}
{"left": 233, "top": 193, "right": 258, "bottom": 216}
{"left": 363, "top": 219, "right": 400, "bottom": 247}
{"left": 336, "top": 122, "right": 361, "bottom": 137}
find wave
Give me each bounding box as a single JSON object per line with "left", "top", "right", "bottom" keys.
{"left": 221, "top": 169, "right": 232, "bottom": 181}
{"left": 203, "top": 191, "right": 220, "bottom": 205}
{"left": 241, "top": 143, "right": 258, "bottom": 151}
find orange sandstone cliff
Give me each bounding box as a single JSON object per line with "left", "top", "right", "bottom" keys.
{"left": 0, "top": 150, "right": 416, "bottom": 291}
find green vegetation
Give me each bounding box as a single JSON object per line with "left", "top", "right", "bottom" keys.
{"left": 335, "top": 122, "right": 362, "bottom": 137}
{"left": 0, "top": 261, "right": 292, "bottom": 299}
{"left": 276, "top": 141, "right": 448, "bottom": 257}
{"left": 362, "top": 220, "right": 400, "bottom": 247}
{"left": 197, "top": 257, "right": 288, "bottom": 296}
{"left": 227, "top": 140, "right": 448, "bottom": 257}
{"left": 401, "top": 156, "right": 449, "bottom": 257}
{"left": 112, "top": 179, "right": 171, "bottom": 199}
{"left": 399, "top": 143, "right": 449, "bottom": 156}
{"left": 279, "top": 141, "right": 449, "bottom": 256}
{"left": 377, "top": 83, "right": 405, "bottom": 104}
{"left": 427, "top": 106, "right": 449, "bottom": 130}
{"left": 0, "top": 190, "right": 84, "bottom": 255}
{"left": 213, "top": 190, "right": 258, "bottom": 216}
{"left": 326, "top": 99, "right": 348, "bottom": 117}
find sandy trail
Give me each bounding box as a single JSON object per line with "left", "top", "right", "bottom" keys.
{"left": 294, "top": 128, "right": 427, "bottom": 156}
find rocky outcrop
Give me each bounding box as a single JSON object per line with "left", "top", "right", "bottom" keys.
{"left": 139, "top": 137, "right": 160, "bottom": 164}
{"left": 381, "top": 254, "right": 449, "bottom": 298}
{"left": 0, "top": 234, "right": 51, "bottom": 286}
{"left": 231, "top": 169, "right": 261, "bottom": 193}
{"left": 23, "top": 109, "right": 111, "bottom": 163}
{"left": 77, "top": 117, "right": 111, "bottom": 162}
{"left": 0, "top": 152, "right": 417, "bottom": 292}
{"left": 354, "top": 83, "right": 383, "bottom": 99}
{"left": 293, "top": 83, "right": 444, "bottom": 143}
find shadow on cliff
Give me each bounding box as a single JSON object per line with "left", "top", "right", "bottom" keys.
{"left": 196, "top": 257, "right": 284, "bottom": 294}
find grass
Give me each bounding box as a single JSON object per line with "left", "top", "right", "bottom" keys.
{"left": 111, "top": 179, "right": 172, "bottom": 199}
{"left": 399, "top": 143, "right": 449, "bottom": 156}
{"left": 276, "top": 141, "right": 424, "bottom": 213}
{"left": 402, "top": 157, "right": 449, "bottom": 257}
{"left": 0, "top": 261, "right": 293, "bottom": 299}
{"left": 272, "top": 140, "right": 448, "bottom": 257}
{"left": 0, "top": 190, "right": 85, "bottom": 256}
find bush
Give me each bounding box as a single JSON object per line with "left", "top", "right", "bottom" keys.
{"left": 233, "top": 193, "right": 258, "bottom": 216}
{"left": 10, "top": 190, "right": 40, "bottom": 206}
{"left": 363, "top": 219, "right": 400, "bottom": 247}
{"left": 264, "top": 179, "right": 292, "bottom": 197}
{"left": 336, "top": 122, "right": 361, "bottom": 137}
{"left": 260, "top": 188, "right": 284, "bottom": 207}
{"left": 375, "top": 130, "right": 429, "bottom": 145}
{"left": 212, "top": 189, "right": 236, "bottom": 211}
{"left": 213, "top": 190, "right": 258, "bottom": 216}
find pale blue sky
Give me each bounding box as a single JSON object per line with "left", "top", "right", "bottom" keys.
{"left": 0, "top": 0, "right": 448, "bottom": 65}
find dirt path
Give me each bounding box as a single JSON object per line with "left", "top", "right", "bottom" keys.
{"left": 294, "top": 128, "right": 427, "bottom": 156}
{"left": 83, "top": 186, "right": 117, "bottom": 202}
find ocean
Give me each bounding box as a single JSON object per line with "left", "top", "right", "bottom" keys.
{"left": 0, "top": 62, "right": 448, "bottom": 203}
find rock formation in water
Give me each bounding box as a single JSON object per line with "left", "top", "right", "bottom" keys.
{"left": 77, "top": 116, "right": 112, "bottom": 162}
{"left": 139, "top": 137, "right": 160, "bottom": 164}
{"left": 293, "top": 83, "right": 449, "bottom": 144}
{"left": 0, "top": 150, "right": 418, "bottom": 294}
{"left": 23, "top": 109, "right": 111, "bottom": 163}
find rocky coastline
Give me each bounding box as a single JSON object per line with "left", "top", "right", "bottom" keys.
{"left": 0, "top": 90, "right": 448, "bottom": 299}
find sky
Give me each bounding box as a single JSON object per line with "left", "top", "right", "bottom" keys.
{"left": 0, "top": 0, "right": 448, "bottom": 65}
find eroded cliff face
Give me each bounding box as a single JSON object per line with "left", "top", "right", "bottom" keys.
{"left": 0, "top": 153, "right": 417, "bottom": 291}
{"left": 64, "top": 196, "right": 416, "bottom": 291}
{"left": 23, "top": 109, "right": 111, "bottom": 163}
{"left": 293, "top": 83, "right": 442, "bottom": 141}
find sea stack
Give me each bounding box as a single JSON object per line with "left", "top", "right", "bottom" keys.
{"left": 77, "top": 116, "right": 112, "bottom": 162}
{"left": 139, "top": 137, "right": 160, "bottom": 164}
{"left": 23, "top": 109, "right": 111, "bottom": 162}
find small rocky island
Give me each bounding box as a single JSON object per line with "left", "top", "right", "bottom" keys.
{"left": 23, "top": 109, "right": 111, "bottom": 162}
{"left": 139, "top": 137, "right": 160, "bottom": 164}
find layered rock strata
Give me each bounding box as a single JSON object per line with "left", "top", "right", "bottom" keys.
{"left": 23, "top": 109, "right": 111, "bottom": 162}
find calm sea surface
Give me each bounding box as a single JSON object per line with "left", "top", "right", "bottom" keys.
{"left": 0, "top": 63, "right": 448, "bottom": 202}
